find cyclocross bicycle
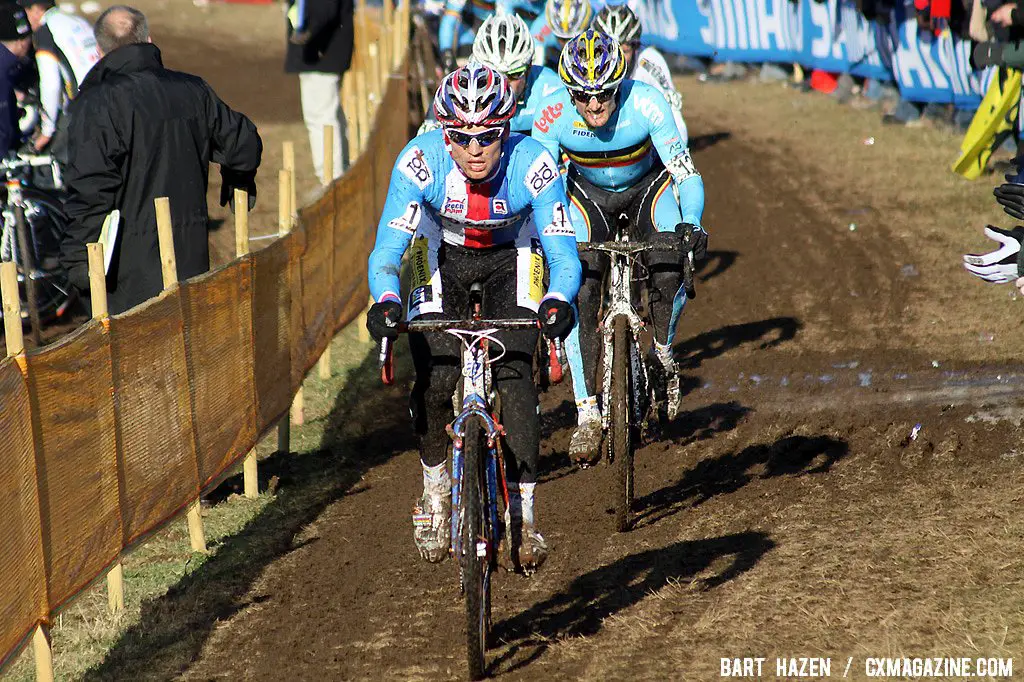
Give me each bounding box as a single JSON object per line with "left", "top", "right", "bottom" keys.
{"left": 579, "top": 228, "right": 695, "bottom": 532}
{"left": 380, "top": 286, "right": 539, "bottom": 681}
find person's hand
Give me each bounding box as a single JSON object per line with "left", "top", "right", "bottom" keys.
{"left": 32, "top": 134, "right": 50, "bottom": 152}
{"left": 991, "top": 2, "right": 1017, "bottom": 25}
{"left": 680, "top": 222, "right": 708, "bottom": 262}
{"left": 289, "top": 29, "right": 311, "bottom": 45}
{"left": 994, "top": 182, "right": 1024, "bottom": 219}
{"left": 219, "top": 168, "right": 258, "bottom": 213}
{"left": 366, "top": 300, "right": 403, "bottom": 340}
{"left": 538, "top": 299, "right": 574, "bottom": 340}
{"left": 963, "top": 225, "right": 1024, "bottom": 283}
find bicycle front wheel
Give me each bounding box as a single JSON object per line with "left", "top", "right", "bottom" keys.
{"left": 610, "top": 315, "right": 634, "bottom": 533}
{"left": 460, "top": 415, "right": 490, "bottom": 680}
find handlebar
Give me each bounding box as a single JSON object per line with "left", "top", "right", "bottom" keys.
{"left": 577, "top": 238, "right": 696, "bottom": 299}
{"left": 377, "top": 317, "right": 541, "bottom": 384}
{"left": 0, "top": 154, "right": 54, "bottom": 171}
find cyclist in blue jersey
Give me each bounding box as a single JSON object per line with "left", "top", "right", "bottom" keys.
{"left": 366, "top": 65, "right": 581, "bottom": 571}
{"left": 532, "top": 30, "right": 707, "bottom": 463}
{"left": 472, "top": 14, "right": 563, "bottom": 135}
{"left": 438, "top": 0, "right": 494, "bottom": 72}
{"left": 529, "top": 0, "right": 591, "bottom": 68}
{"left": 496, "top": 0, "right": 544, "bottom": 22}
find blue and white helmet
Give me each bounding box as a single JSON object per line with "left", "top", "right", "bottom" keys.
{"left": 558, "top": 29, "right": 627, "bottom": 93}
{"left": 433, "top": 64, "right": 518, "bottom": 126}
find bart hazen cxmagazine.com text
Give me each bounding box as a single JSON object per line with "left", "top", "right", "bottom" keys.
{"left": 721, "top": 656, "right": 1014, "bottom": 678}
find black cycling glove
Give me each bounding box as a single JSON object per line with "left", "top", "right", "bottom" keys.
{"left": 680, "top": 222, "right": 708, "bottom": 261}
{"left": 963, "top": 225, "right": 1024, "bottom": 283}
{"left": 366, "top": 301, "right": 403, "bottom": 340}
{"left": 538, "top": 299, "right": 574, "bottom": 341}
{"left": 994, "top": 182, "right": 1024, "bottom": 220}
{"left": 220, "top": 168, "right": 258, "bottom": 214}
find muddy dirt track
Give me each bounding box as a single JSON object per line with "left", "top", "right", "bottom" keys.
{"left": 65, "top": 7, "right": 1024, "bottom": 676}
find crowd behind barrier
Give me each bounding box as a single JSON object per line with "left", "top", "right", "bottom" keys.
{"left": 0, "top": 8, "right": 409, "bottom": 678}
{"left": 629, "top": 0, "right": 992, "bottom": 108}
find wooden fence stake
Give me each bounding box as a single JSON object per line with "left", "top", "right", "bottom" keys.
{"left": 342, "top": 74, "right": 359, "bottom": 159}
{"left": 368, "top": 42, "right": 382, "bottom": 113}
{"left": 231, "top": 190, "right": 259, "bottom": 500}
{"left": 277, "top": 170, "right": 295, "bottom": 450}
{"left": 382, "top": 0, "right": 393, "bottom": 73}
{"left": 318, "top": 126, "right": 333, "bottom": 381}
{"left": 32, "top": 625, "right": 53, "bottom": 682}
{"left": 155, "top": 197, "right": 207, "bottom": 553}
{"left": 279, "top": 170, "right": 304, "bottom": 428}
{"left": 355, "top": 67, "right": 370, "bottom": 150}
{"left": 87, "top": 242, "right": 126, "bottom": 613}
{"left": 282, "top": 141, "right": 297, "bottom": 221}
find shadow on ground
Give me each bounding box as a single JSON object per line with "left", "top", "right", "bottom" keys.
{"left": 82, "top": 345, "right": 415, "bottom": 681}
{"left": 676, "top": 317, "right": 802, "bottom": 370}
{"left": 689, "top": 131, "right": 732, "bottom": 152}
{"left": 633, "top": 434, "right": 849, "bottom": 530}
{"left": 489, "top": 530, "right": 773, "bottom": 676}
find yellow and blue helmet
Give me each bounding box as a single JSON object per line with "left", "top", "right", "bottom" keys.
{"left": 545, "top": 0, "right": 593, "bottom": 40}
{"left": 558, "top": 29, "right": 627, "bottom": 93}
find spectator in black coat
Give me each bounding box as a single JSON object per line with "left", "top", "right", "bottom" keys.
{"left": 286, "top": 0, "right": 353, "bottom": 183}
{"left": 59, "top": 5, "right": 262, "bottom": 315}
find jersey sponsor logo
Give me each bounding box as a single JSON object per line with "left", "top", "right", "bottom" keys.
{"left": 524, "top": 154, "right": 559, "bottom": 197}
{"left": 443, "top": 197, "right": 465, "bottom": 215}
{"left": 533, "top": 103, "right": 564, "bottom": 134}
{"left": 387, "top": 201, "right": 423, "bottom": 234}
{"left": 665, "top": 149, "right": 699, "bottom": 181}
{"left": 541, "top": 201, "right": 574, "bottom": 237}
{"left": 493, "top": 199, "right": 508, "bottom": 214}
{"left": 640, "top": 57, "right": 674, "bottom": 90}
{"left": 399, "top": 146, "right": 433, "bottom": 189}
{"left": 541, "top": 84, "right": 561, "bottom": 97}
{"left": 572, "top": 128, "right": 596, "bottom": 138}
{"left": 409, "top": 284, "right": 434, "bottom": 309}
{"left": 632, "top": 93, "right": 666, "bottom": 127}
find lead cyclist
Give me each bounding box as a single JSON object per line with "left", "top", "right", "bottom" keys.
{"left": 532, "top": 30, "right": 706, "bottom": 464}
{"left": 366, "top": 65, "right": 581, "bottom": 571}
{"left": 592, "top": 4, "right": 688, "bottom": 145}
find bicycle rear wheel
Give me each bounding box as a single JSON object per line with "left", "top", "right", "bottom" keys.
{"left": 460, "top": 416, "right": 490, "bottom": 680}
{"left": 610, "top": 315, "right": 634, "bottom": 532}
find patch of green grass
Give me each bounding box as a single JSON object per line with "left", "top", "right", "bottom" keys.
{"left": 1, "top": 324, "right": 375, "bottom": 682}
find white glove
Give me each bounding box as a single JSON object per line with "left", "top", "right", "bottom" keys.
{"left": 963, "top": 226, "right": 1024, "bottom": 283}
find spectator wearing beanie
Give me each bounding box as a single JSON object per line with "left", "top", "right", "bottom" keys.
{"left": 0, "top": 3, "right": 31, "bottom": 155}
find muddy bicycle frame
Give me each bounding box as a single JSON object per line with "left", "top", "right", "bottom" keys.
{"left": 379, "top": 298, "right": 538, "bottom": 680}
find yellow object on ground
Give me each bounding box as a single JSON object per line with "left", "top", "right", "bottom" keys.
{"left": 952, "top": 68, "right": 1021, "bottom": 180}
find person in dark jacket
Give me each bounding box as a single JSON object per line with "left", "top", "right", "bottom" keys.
{"left": 286, "top": 0, "right": 352, "bottom": 182}
{"left": 0, "top": 3, "right": 32, "bottom": 156}
{"left": 59, "top": 5, "right": 262, "bottom": 315}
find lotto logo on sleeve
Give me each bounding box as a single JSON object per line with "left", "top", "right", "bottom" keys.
{"left": 533, "top": 103, "right": 564, "bottom": 134}
{"left": 399, "top": 146, "right": 433, "bottom": 189}
{"left": 632, "top": 93, "right": 666, "bottom": 127}
{"left": 525, "top": 155, "right": 559, "bottom": 197}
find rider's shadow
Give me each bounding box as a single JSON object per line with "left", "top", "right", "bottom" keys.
{"left": 489, "top": 530, "right": 773, "bottom": 676}
{"left": 695, "top": 249, "right": 738, "bottom": 285}
{"left": 631, "top": 433, "right": 849, "bottom": 531}
{"left": 675, "top": 317, "right": 802, "bottom": 371}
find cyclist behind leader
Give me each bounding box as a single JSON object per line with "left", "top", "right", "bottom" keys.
{"left": 366, "top": 65, "right": 581, "bottom": 571}
{"left": 532, "top": 29, "right": 706, "bottom": 465}
{"left": 592, "top": 4, "right": 687, "bottom": 145}
{"left": 20, "top": 0, "right": 98, "bottom": 155}
{"left": 437, "top": 0, "right": 494, "bottom": 73}
{"left": 530, "top": 0, "right": 592, "bottom": 69}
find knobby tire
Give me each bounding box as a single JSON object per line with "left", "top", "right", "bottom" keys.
{"left": 611, "top": 315, "right": 634, "bottom": 532}
{"left": 461, "top": 416, "right": 489, "bottom": 680}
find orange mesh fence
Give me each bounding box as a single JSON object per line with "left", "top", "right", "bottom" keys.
{"left": 252, "top": 234, "right": 294, "bottom": 429}
{"left": 0, "top": 358, "right": 46, "bottom": 669}
{"left": 0, "top": 33, "right": 410, "bottom": 674}
{"left": 26, "top": 320, "right": 122, "bottom": 611}
{"left": 182, "top": 260, "right": 258, "bottom": 486}
{"left": 110, "top": 292, "right": 200, "bottom": 545}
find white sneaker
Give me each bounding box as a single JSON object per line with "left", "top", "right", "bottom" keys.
{"left": 412, "top": 490, "right": 451, "bottom": 563}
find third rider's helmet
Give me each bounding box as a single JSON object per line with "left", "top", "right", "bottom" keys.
{"left": 545, "top": 0, "right": 593, "bottom": 40}
{"left": 433, "top": 64, "right": 518, "bottom": 127}
{"left": 592, "top": 5, "right": 642, "bottom": 46}
{"left": 558, "top": 29, "right": 627, "bottom": 94}
{"left": 473, "top": 14, "right": 535, "bottom": 75}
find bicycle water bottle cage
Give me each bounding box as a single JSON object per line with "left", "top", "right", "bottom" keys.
{"left": 469, "top": 282, "right": 484, "bottom": 319}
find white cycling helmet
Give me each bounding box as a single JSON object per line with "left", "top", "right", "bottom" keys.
{"left": 593, "top": 4, "right": 642, "bottom": 45}
{"left": 473, "top": 14, "right": 535, "bottom": 75}
{"left": 545, "top": 0, "right": 592, "bottom": 40}
{"left": 433, "top": 64, "right": 518, "bottom": 127}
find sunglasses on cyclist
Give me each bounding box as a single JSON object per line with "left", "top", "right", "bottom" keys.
{"left": 570, "top": 88, "right": 617, "bottom": 104}
{"left": 446, "top": 127, "right": 504, "bottom": 148}
{"left": 505, "top": 67, "right": 529, "bottom": 81}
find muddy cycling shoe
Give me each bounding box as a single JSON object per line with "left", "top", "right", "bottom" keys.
{"left": 654, "top": 342, "right": 682, "bottom": 420}
{"left": 412, "top": 491, "right": 451, "bottom": 563}
{"left": 498, "top": 523, "right": 549, "bottom": 574}
{"left": 569, "top": 414, "right": 603, "bottom": 466}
